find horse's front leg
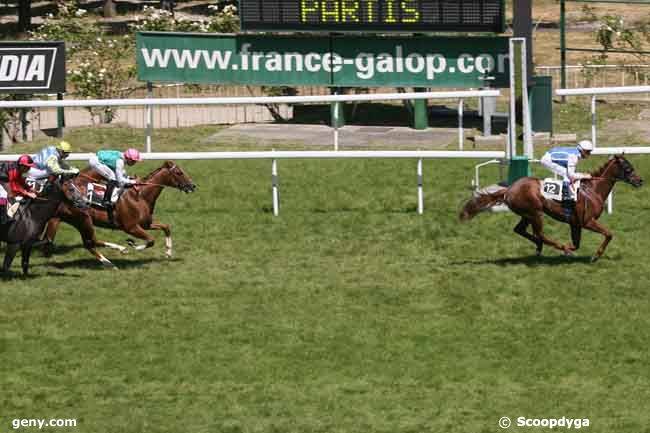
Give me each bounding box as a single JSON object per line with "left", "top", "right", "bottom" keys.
{"left": 568, "top": 224, "right": 582, "bottom": 252}
{"left": 583, "top": 219, "right": 612, "bottom": 262}
{"left": 21, "top": 241, "right": 34, "bottom": 276}
{"left": 2, "top": 242, "right": 20, "bottom": 274}
{"left": 124, "top": 225, "right": 156, "bottom": 252}
{"left": 149, "top": 222, "right": 172, "bottom": 257}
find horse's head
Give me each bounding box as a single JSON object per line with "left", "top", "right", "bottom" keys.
{"left": 159, "top": 161, "right": 196, "bottom": 193}
{"left": 611, "top": 155, "right": 644, "bottom": 188}
{"left": 39, "top": 175, "right": 90, "bottom": 209}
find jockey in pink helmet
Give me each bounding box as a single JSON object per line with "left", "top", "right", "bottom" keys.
{"left": 88, "top": 148, "right": 142, "bottom": 220}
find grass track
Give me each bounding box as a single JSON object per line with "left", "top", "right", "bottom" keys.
{"left": 1, "top": 126, "right": 650, "bottom": 433}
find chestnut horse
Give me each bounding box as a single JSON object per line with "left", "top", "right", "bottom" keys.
{"left": 460, "top": 155, "right": 643, "bottom": 262}
{"left": 43, "top": 160, "right": 196, "bottom": 268}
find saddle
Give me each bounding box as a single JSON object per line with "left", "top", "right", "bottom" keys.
{"left": 541, "top": 178, "right": 580, "bottom": 202}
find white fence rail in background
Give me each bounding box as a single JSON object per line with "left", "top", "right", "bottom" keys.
{"left": 0, "top": 150, "right": 505, "bottom": 216}
{"left": 0, "top": 90, "right": 501, "bottom": 152}
{"left": 556, "top": 85, "right": 650, "bottom": 149}
{"left": 536, "top": 64, "right": 650, "bottom": 91}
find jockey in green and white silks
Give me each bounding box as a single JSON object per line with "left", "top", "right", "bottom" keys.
{"left": 29, "top": 141, "right": 79, "bottom": 179}
{"left": 88, "top": 149, "right": 141, "bottom": 212}
{"left": 540, "top": 140, "right": 593, "bottom": 218}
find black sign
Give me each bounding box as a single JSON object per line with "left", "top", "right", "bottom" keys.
{"left": 0, "top": 42, "right": 66, "bottom": 94}
{"left": 240, "top": 0, "right": 505, "bottom": 32}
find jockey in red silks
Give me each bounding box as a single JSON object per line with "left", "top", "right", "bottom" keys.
{"left": 0, "top": 155, "right": 38, "bottom": 224}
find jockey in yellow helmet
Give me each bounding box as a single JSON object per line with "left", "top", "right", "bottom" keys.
{"left": 29, "top": 141, "right": 79, "bottom": 180}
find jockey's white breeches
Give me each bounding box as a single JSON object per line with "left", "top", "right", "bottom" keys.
{"left": 540, "top": 154, "right": 570, "bottom": 182}
{"left": 0, "top": 184, "right": 7, "bottom": 199}
{"left": 89, "top": 155, "right": 117, "bottom": 182}
{"left": 27, "top": 167, "right": 50, "bottom": 180}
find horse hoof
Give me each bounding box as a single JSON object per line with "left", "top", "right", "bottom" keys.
{"left": 120, "top": 249, "right": 129, "bottom": 255}
{"left": 591, "top": 255, "right": 600, "bottom": 263}
{"left": 126, "top": 239, "right": 136, "bottom": 247}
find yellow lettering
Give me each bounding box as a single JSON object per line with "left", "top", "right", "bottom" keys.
{"left": 341, "top": 0, "right": 360, "bottom": 22}
{"left": 401, "top": 0, "right": 420, "bottom": 23}
{"left": 301, "top": 0, "right": 320, "bottom": 22}
{"left": 321, "top": 0, "right": 340, "bottom": 22}
{"left": 385, "top": 0, "right": 397, "bottom": 23}
{"left": 363, "top": 0, "right": 375, "bottom": 22}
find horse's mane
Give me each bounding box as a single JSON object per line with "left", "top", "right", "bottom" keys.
{"left": 143, "top": 162, "right": 170, "bottom": 181}
{"left": 590, "top": 157, "right": 618, "bottom": 177}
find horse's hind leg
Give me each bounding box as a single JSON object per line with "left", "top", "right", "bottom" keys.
{"left": 530, "top": 214, "right": 572, "bottom": 255}
{"left": 150, "top": 222, "right": 172, "bottom": 257}
{"left": 514, "top": 217, "right": 543, "bottom": 255}
{"left": 2, "top": 242, "right": 20, "bottom": 274}
{"left": 583, "top": 219, "right": 612, "bottom": 262}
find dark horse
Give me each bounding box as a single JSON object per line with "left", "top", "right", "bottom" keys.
{"left": 43, "top": 161, "right": 196, "bottom": 268}
{"left": 460, "top": 155, "right": 644, "bottom": 262}
{"left": 1, "top": 177, "right": 88, "bottom": 275}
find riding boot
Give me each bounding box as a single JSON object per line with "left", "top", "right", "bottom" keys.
{"left": 103, "top": 181, "right": 118, "bottom": 225}
{"left": 562, "top": 181, "right": 574, "bottom": 220}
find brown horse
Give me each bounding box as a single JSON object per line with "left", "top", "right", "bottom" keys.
{"left": 44, "top": 160, "right": 196, "bottom": 268}
{"left": 460, "top": 155, "right": 643, "bottom": 262}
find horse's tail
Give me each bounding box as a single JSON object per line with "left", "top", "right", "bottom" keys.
{"left": 459, "top": 188, "right": 508, "bottom": 221}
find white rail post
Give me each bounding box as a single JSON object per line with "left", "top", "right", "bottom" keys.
{"left": 146, "top": 81, "right": 153, "bottom": 153}
{"left": 520, "top": 39, "right": 534, "bottom": 159}
{"left": 591, "top": 95, "right": 597, "bottom": 148}
{"left": 508, "top": 40, "right": 518, "bottom": 158}
{"left": 417, "top": 158, "right": 424, "bottom": 214}
{"left": 272, "top": 158, "right": 279, "bottom": 216}
{"left": 458, "top": 98, "right": 464, "bottom": 150}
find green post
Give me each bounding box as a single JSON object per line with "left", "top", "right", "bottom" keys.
{"left": 330, "top": 87, "right": 345, "bottom": 129}
{"left": 413, "top": 88, "right": 428, "bottom": 130}
{"left": 508, "top": 155, "right": 531, "bottom": 185}
{"left": 560, "top": 0, "right": 566, "bottom": 103}
{"left": 56, "top": 93, "right": 65, "bottom": 138}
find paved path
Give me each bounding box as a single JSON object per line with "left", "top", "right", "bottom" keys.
{"left": 207, "top": 123, "right": 460, "bottom": 149}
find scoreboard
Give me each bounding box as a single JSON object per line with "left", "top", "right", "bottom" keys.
{"left": 240, "top": 0, "right": 505, "bottom": 33}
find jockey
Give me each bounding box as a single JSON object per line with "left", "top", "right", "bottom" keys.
{"left": 88, "top": 148, "right": 141, "bottom": 212}
{"left": 540, "top": 140, "right": 594, "bottom": 218}
{"left": 0, "top": 155, "right": 38, "bottom": 224}
{"left": 29, "top": 141, "right": 80, "bottom": 180}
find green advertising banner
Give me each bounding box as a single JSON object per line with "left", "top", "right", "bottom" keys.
{"left": 137, "top": 32, "right": 510, "bottom": 88}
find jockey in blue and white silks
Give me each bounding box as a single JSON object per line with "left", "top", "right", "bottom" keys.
{"left": 540, "top": 140, "right": 594, "bottom": 218}
{"left": 28, "top": 141, "right": 79, "bottom": 179}
{"left": 540, "top": 140, "right": 594, "bottom": 184}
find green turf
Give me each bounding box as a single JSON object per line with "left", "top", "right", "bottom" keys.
{"left": 1, "top": 121, "right": 650, "bottom": 433}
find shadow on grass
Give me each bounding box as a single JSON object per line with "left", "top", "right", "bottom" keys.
{"left": 452, "top": 254, "right": 597, "bottom": 267}
{"left": 1, "top": 270, "right": 84, "bottom": 280}
{"left": 43, "top": 257, "right": 183, "bottom": 270}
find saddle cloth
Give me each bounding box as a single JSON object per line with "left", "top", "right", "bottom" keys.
{"left": 541, "top": 178, "right": 580, "bottom": 201}
{"left": 86, "top": 183, "right": 120, "bottom": 208}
